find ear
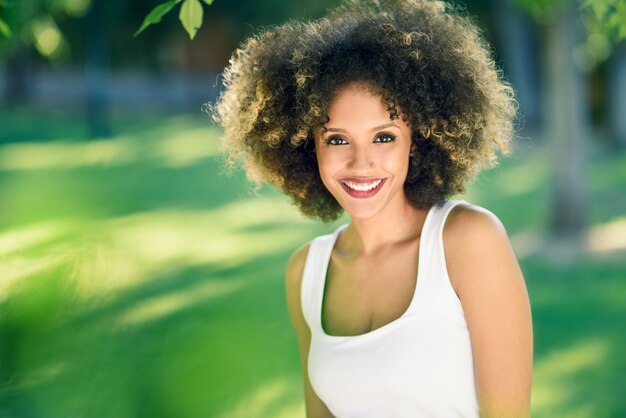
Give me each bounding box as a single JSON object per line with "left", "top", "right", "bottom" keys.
{"left": 409, "top": 141, "right": 417, "bottom": 157}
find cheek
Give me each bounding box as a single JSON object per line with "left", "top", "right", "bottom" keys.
{"left": 316, "top": 158, "right": 328, "bottom": 180}
{"left": 384, "top": 144, "right": 410, "bottom": 165}
{"left": 316, "top": 148, "right": 344, "bottom": 175}
{"left": 316, "top": 162, "right": 339, "bottom": 195}
{"left": 388, "top": 146, "right": 412, "bottom": 180}
{"left": 315, "top": 151, "right": 335, "bottom": 187}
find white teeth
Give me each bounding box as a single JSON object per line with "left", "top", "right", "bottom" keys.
{"left": 342, "top": 179, "right": 383, "bottom": 191}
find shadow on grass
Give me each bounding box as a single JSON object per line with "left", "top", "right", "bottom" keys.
{"left": 1, "top": 245, "right": 306, "bottom": 418}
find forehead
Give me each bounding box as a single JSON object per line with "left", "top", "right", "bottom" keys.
{"left": 325, "top": 83, "right": 392, "bottom": 125}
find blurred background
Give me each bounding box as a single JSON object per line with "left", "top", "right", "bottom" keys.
{"left": 0, "top": 0, "right": 625, "bottom": 417}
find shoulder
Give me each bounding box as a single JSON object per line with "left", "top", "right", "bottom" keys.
{"left": 285, "top": 242, "right": 311, "bottom": 289}
{"left": 443, "top": 202, "right": 533, "bottom": 415}
{"left": 444, "top": 201, "right": 507, "bottom": 242}
{"left": 443, "top": 202, "right": 515, "bottom": 294}
{"left": 285, "top": 242, "right": 312, "bottom": 323}
{"left": 443, "top": 202, "right": 509, "bottom": 259}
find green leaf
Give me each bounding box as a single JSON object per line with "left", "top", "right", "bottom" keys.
{"left": 580, "top": 0, "right": 594, "bottom": 10}
{"left": 616, "top": 1, "right": 626, "bottom": 38}
{"left": 0, "top": 17, "right": 11, "bottom": 37}
{"left": 203, "top": 0, "right": 214, "bottom": 5}
{"left": 581, "top": 0, "right": 609, "bottom": 20}
{"left": 179, "top": 0, "right": 203, "bottom": 40}
{"left": 616, "top": 1, "right": 626, "bottom": 24}
{"left": 134, "top": 0, "right": 181, "bottom": 37}
{"left": 607, "top": 12, "right": 622, "bottom": 30}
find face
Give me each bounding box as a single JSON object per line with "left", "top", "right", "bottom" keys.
{"left": 314, "top": 83, "right": 413, "bottom": 220}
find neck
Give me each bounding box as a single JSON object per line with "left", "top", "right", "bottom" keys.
{"left": 339, "top": 197, "right": 430, "bottom": 256}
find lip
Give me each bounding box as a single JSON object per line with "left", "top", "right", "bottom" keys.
{"left": 338, "top": 177, "right": 386, "bottom": 199}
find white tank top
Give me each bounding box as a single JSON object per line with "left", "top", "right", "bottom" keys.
{"left": 300, "top": 199, "right": 480, "bottom": 418}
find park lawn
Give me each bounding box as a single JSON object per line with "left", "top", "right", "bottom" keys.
{"left": 0, "top": 109, "right": 625, "bottom": 417}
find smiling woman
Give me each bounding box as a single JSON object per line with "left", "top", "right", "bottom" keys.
{"left": 210, "top": 1, "right": 532, "bottom": 417}
{"left": 314, "top": 83, "right": 413, "bottom": 220}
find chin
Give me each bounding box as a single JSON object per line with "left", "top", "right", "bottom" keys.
{"left": 339, "top": 202, "right": 384, "bottom": 220}
{"left": 329, "top": 186, "right": 396, "bottom": 221}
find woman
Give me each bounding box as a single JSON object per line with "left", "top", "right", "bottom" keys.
{"left": 212, "top": 0, "right": 533, "bottom": 416}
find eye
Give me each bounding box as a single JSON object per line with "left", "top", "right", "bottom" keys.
{"left": 326, "top": 135, "right": 348, "bottom": 145}
{"left": 374, "top": 133, "right": 396, "bottom": 143}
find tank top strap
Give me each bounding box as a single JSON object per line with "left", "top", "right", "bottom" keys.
{"left": 300, "top": 224, "right": 348, "bottom": 331}
{"left": 414, "top": 198, "right": 470, "bottom": 319}
{"left": 420, "top": 198, "right": 470, "bottom": 258}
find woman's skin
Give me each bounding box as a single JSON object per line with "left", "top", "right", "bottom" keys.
{"left": 285, "top": 83, "right": 533, "bottom": 418}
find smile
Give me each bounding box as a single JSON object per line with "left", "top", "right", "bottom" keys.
{"left": 342, "top": 179, "right": 383, "bottom": 191}
{"left": 339, "top": 178, "right": 386, "bottom": 198}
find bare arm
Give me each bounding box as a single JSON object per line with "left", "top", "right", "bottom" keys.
{"left": 445, "top": 206, "right": 533, "bottom": 418}
{"left": 285, "top": 244, "right": 335, "bottom": 418}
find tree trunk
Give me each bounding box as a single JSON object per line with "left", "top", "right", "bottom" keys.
{"left": 493, "top": 0, "right": 541, "bottom": 136}
{"left": 544, "top": 1, "right": 589, "bottom": 258}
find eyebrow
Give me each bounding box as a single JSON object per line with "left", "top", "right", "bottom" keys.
{"left": 324, "top": 123, "right": 399, "bottom": 133}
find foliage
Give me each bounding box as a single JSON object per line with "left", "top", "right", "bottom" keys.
{"left": 513, "top": 0, "right": 626, "bottom": 37}
{"left": 581, "top": 0, "right": 626, "bottom": 41}
{"left": 512, "top": 0, "right": 626, "bottom": 69}
{"left": 578, "top": 0, "right": 626, "bottom": 67}
{"left": 133, "top": 0, "right": 180, "bottom": 37}
{"left": 134, "top": 0, "right": 214, "bottom": 40}
{"left": 0, "top": 0, "right": 89, "bottom": 59}
{"left": 513, "top": 0, "right": 569, "bottom": 20}
{"left": 0, "top": 0, "right": 11, "bottom": 37}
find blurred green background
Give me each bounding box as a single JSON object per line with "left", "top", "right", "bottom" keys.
{"left": 1, "top": 0, "right": 625, "bottom": 417}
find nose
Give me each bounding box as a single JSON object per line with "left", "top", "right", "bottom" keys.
{"left": 348, "top": 143, "right": 374, "bottom": 171}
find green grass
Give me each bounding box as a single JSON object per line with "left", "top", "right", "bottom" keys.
{"left": 0, "top": 108, "right": 625, "bottom": 417}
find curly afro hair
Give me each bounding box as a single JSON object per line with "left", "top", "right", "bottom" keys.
{"left": 211, "top": 0, "right": 517, "bottom": 223}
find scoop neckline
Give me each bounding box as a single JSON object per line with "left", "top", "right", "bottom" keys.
{"left": 318, "top": 204, "right": 437, "bottom": 340}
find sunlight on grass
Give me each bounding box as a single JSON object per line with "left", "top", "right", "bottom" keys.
{"left": 1, "top": 253, "right": 69, "bottom": 303}
{"left": 586, "top": 215, "right": 626, "bottom": 253}
{"left": 155, "top": 127, "right": 221, "bottom": 168}
{"left": 0, "top": 221, "right": 69, "bottom": 257}
{"left": 503, "top": 218, "right": 626, "bottom": 260}
{"left": 115, "top": 277, "right": 247, "bottom": 327}
{"left": 458, "top": 148, "right": 545, "bottom": 213}
{"left": 509, "top": 229, "right": 544, "bottom": 259}
{"left": 66, "top": 196, "right": 319, "bottom": 301}
{"left": 0, "top": 137, "right": 137, "bottom": 169}
{"left": 532, "top": 338, "right": 610, "bottom": 416}
{"left": 272, "top": 402, "right": 306, "bottom": 418}
{"left": 19, "top": 361, "right": 67, "bottom": 390}
{"left": 491, "top": 151, "right": 547, "bottom": 197}
{"left": 0, "top": 125, "right": 221, "bottom": 171}
{"left": 220, "top": 378, "right": 306, "bottom": 418}
{"left": 221, "top": 378, "right": 289, "bottom": 417}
